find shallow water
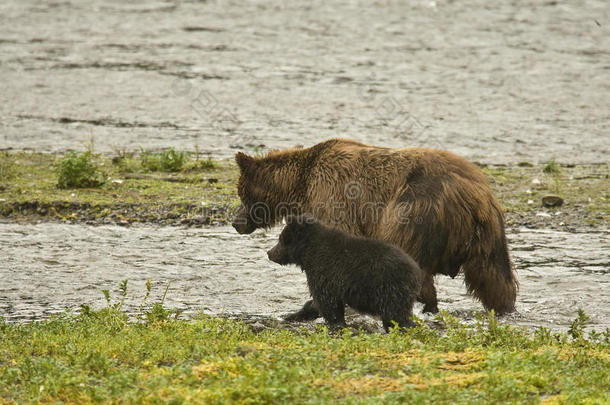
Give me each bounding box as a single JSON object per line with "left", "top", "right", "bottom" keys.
{"left": 1, "top": 223, "right": 608, "bottom": 331}
{"left": 1, "top": 0, "right": 608, "bottom": 163}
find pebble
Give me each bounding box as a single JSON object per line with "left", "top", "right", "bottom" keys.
{"left": 542, "top": 195, "right": 564, "bottom": 207}
{"left": 250, "top": 321, "right": 267, "bottom": 333}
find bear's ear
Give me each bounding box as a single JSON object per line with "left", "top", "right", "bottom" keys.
{"left": 287, "top": 214, "right": 316, "bottom": 226}
{"left": 285, "top": 215, "right": 300, "bottom": 227}
{"left": 285, "top": 215, "right": 313, "bottom": 240}
{"left": 235, "top": 152, "right": 256, "bottom": 173}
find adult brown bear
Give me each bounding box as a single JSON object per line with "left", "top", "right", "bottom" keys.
{"left": 232, "top": 138, "right": 517, "bottom": 317}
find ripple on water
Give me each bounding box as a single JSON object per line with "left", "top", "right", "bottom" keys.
{"left": 0, "top": 223, "right": 608, "bottom": 331}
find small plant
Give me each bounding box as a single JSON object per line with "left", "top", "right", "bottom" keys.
{"left": 137, "top": 279, "right": 153, "bottom": 316}
{"left": 184, "top": 149, "right": 217, "bottom": 171}
{"left": 87, "top": 279, "right": 131, "bottom": 333}
{"left": 568, "top": 308, "right": 590, "bottom": 342}
{"left": 141, "top": 281, "right": 182, "bottom": 323}
{"left": 140, "top": 148, "right": 188, "bottom": 172}
{"left": 0, "top": 152, "right": 15, "bottom": 181}
{"left": 543, "top": 158, "right": 560, "bottom": 174}
{"left": 196, "top": 156, "right": 217, "bottom": 170}
{"left": 57, "top": 151, "right": 105, "bottom": 189}
{"left": 111, "top": 147, "right": 135, "bottom": 165}
{"left": 102, "top": 279, "right": 129, "bottom": 311}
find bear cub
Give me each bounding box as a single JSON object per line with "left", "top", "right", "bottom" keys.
{"left": 267, "top": 215, "right": 424, "bottom": 332}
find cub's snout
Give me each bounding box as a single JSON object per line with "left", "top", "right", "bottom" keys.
{"left": 267, "top": 243, "right": 291, "bottom": 265}
{"left": 267, "top": 244, "right": 281, "bottom": 263}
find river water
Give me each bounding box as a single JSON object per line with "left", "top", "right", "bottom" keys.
{"left": 1, "top": 0, "right": 608, "bottom": 331}
{"left": 1, "top": 223, "right": 608, "bottom": 331}
{"left": 1, "top": 0, "right": 608, "bottom": 163}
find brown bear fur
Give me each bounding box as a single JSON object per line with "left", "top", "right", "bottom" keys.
{"left": 233, "top": 138, "right": 518, "bottom": 315}
{"left": 267, "top": 214, "right": 424, "bottom": 332}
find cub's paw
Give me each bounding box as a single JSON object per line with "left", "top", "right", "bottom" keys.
{"left": 283, "top": 300, "right": 320, "bottom": 322}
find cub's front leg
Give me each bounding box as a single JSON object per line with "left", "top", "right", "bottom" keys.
{"left": 315, "top": 295, "right": 347, "bottom": 330}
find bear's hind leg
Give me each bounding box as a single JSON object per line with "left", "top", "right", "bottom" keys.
{"left": 417, "top": 272, "right": 439, "bottom": 313}
{"left": 462, "top": 216, "right": 517, "bottom": 315}
{"left": 463, "top": 256, "right": 517, "bottom": 315}
{"left": 382, "top": 308, "right": 415, "bottom": 333}
{"left": 284, "top": 300, "right": 321, "bottom": 322}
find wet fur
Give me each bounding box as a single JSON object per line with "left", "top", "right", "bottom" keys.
{"left": 267, "top": 215, "right": 423, "bottom": 332}
{"left": 234, "top": 138, "right": 518, "bottom": 315}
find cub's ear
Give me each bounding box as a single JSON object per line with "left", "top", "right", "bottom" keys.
{"left": 235, "top": 152, "right": 256, "bottom": 172}
{"left": 285, "top": 215, "right": 315, "bottom": 240}
{"left": 285, "top": 215, "right": 301, "bottom": 227}
{"left": 286, "top": 214, "right": 316, "bottom": 226}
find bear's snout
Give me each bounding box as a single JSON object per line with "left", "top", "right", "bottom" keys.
{"left": 267, "top": 244, "right": 285, "bottom": 264}
{"left": 232, "top": 221, "right": 254, "bottom": 234}
{"left": 267, "top": 245, "right": 278, "bottom": 262}
{"left": 232, "top": 205, "right": 256, "bottom": 234}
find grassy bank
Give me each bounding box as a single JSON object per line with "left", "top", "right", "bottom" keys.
{"left": 0, "top": 151, "right": 608, "bottom": 229}
{"left": 0, "top": 151, "right": 240, "bottom": 226}
{"left": 1, "top": 301, "right": 608, "bottom": 404}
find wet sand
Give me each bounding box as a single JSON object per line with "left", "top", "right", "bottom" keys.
{"left": 1, "top": 0, "right": 608, "bottom": 163}
{"left": 1, "top": 223, "right": 608, "bottom": 332}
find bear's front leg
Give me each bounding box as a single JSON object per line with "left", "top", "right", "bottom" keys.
{"left": 316, "top": 297, "right": 347, "bottom": 330}
{"left": 284, "top": 299, "right": 321, "bottom": 322}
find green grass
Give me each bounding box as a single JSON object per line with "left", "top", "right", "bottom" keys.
{"left": 0, "top": 151, "right": 239, "bottom": 224}
{"left": 0, "top": 298, "right": 608, "bottom": 404}
{"left": 57, "top": 151, "right": 105, "bottom": 189}
{"left": 193, "top": 157, "right": 218, "bottom": 171}
{"left": 543, "top": 158, "right": 560, "bottom": 174}
{"left": 0, "top": 152, "right": 16, "bottom": 182}
{"left": 140, "top": 149, "right": 188, "bottom": 172}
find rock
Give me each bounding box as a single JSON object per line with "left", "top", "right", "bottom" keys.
{"left": 249, "top": 321, "right": 267, "bottom": 333}
{"left": 190, "top": 215, "right": 205, "bottom": 224}
{"left": 542, "top": 195, "right": 563, "bottom": 207}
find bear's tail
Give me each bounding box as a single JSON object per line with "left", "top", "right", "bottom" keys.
{"left": 462, "top": 201, "right": 518, "bottom": 314}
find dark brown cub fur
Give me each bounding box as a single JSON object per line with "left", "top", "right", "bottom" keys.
{"left": 268, "top": 215, "right": 423, "bottom": 332}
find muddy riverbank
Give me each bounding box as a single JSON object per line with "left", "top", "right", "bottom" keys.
{"left": 1, "top": 223, "right": 608, "bottom": 332}
{"left": 1, "top": 152, "right": 608, "bottom": 231}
